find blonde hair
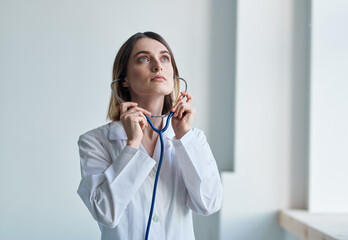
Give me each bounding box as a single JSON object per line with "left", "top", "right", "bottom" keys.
{"left": 107, "top": 32, "right": 180, "bottom": 121}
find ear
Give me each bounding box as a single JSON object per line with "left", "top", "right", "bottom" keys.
{"left": 122, "top": 78, "right": 130, "bottom": 87}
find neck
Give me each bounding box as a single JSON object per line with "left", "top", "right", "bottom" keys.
{"left": 131, "top": 94, "right": 165, "bottom": 137}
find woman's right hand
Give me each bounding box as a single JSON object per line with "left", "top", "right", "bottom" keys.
{"left": 120, "top": 102, "right": 151, "bottom": 149}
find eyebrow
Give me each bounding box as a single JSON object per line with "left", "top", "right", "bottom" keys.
{"left": 133, "top": 50, "right": 170, "bottom": 59}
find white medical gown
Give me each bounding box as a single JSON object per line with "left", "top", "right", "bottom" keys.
{"left": 77, "top": 118, "right": 223, "bottom": 240}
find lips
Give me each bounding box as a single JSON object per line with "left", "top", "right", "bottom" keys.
{"left": 151, "top": 75, "right": 166, "bottom": 81}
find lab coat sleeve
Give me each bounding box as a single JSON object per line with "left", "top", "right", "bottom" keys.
{"left": 76, "top": 132, "right": 156, "bottom": 228}
{"left": 171, "top": 128, "right": 223, "bottom": 215}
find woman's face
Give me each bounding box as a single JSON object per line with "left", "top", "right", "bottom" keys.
{"left": 124, "top": 37, "right": 174, "bottom": 99}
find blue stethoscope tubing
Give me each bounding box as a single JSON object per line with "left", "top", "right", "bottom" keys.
{"left": 110, "top": 76, "right": 187, "bottom": 240}
{"left": 143, "top": 112, "right": 173, "bottom": 240}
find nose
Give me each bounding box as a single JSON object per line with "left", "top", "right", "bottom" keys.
{"left": 151, "top": 59, "right": 163, "bottom": 72}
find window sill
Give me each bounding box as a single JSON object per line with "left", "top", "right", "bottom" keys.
{"left": 278, "top": 209, "right": 348, "bottom": 240}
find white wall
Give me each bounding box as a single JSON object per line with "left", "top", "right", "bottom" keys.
{"left": 0, "top": 0, "right": 213, "bottom": 239}
{"left": 0, "top": 0, "right": 313, "bottom": 240}
{"left": 309, "top": 0, "right": 348, "bottom": 213}
{"left": 219, "top": 0, "right": 310, "bottom": 239}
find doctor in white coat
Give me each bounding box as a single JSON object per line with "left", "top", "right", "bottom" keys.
{"left": 77, "top": 31, "right": 223, "bottom": 240}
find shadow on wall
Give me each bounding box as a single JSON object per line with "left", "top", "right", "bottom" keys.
{"left": 193, "top": 0, "right": 237, "bottom": 240}
{"left": 221, "top": 211, "right": 284, "bottom": 239}
{"left": 208, "top": 0, "right": 237, "bottom": 173}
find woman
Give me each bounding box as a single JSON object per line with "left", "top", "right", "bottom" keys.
{"left": 77, "top": 32, "right": 223, "bottom": 240}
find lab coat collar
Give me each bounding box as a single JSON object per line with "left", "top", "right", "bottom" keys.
{"left": 108, "top": 116, "right": 175, "bottom": 140}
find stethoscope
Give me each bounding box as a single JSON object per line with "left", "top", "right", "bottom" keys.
{"left": 110, "top": 76, "right": 188, "bottom": 240}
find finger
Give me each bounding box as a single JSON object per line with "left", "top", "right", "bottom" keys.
{"left": 173, "top": 101, "right": 184, "bottom": 117}
{"left": 124, "top": 113, "right": 147, "bottom": 128}
{"left": 120, "top": 102, "right": 138, "bottom": 114}
{"left": 122, "top": 111, "right": 149, "bottom": 126}
{"left": 177, "top": 103, "right": 190, "bottom": 119}
{"left": 172, "top": 91, "right": 192, "bottom": 112}
{"left": 137, "top": 113, "right": 148, "bottom": 128}
{"left": 137, "top": 116, "right": 144, "bottom": 130}
{"left": 128, "top": 111, "right": 149, "bottom": 126}
{"left": 180, "top": 91, "right": 193, "bottom": 104}
{"left": 126, "top": 106, "right": 151, "bottom": 116}
{"left": 138, "top": 116, "right": 148, "bottom": 130}
{"left": 172, "top": 97, "right": 185, "bottom": 112}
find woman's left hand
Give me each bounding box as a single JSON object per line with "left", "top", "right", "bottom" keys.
{"left": 171, "top": 91, "right": 196, "bottom": 139}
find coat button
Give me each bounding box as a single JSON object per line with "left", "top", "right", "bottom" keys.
{"left": 153, "top": 215, "right": 160, "bottom": 223}
{"left": 149, "top": 170, "right": 156, "bottom": 178}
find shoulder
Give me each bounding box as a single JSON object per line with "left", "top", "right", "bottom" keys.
{"left": 78, "top": 121, "right": 126, "bottom": 144}
{"left": 78, "top": 122, "right": 114, "bottom": 144}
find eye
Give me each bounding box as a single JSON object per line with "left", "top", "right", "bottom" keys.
{"left": 161, "top": 56, "right": 170, "bottom": 62}
{"left": 138, "top": 56, "right": 149, "bottom": 62}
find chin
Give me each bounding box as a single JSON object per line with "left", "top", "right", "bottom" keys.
{"left": 133, "top": 84, "right": 173, "bottom": 97}
{"left": 155, "top": 90, "right": 172, "bottom": 97}
{"left": 151, "top": 86, "right": 173, "bottom": 96}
